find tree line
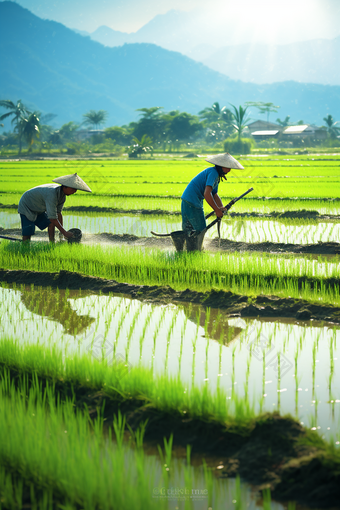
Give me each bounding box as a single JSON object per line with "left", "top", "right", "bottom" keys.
{"left": 1, "top": 99, "right": 339, "bottom": 154}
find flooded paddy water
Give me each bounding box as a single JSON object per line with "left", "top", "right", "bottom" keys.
{"left": 1, "top": 284, "right": 339, "bottom": 446}
{"left": 1, "top": 209, "right": 340, "bottom": 246}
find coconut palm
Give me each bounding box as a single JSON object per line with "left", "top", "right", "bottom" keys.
{"left": 0, "top": 99, "right": 30, "bottom": 153}
{"left": 22, "top": 112, "right": 40, "bottom": 151}
{"left": 229, "top": 104, "right": 251, "bottom": 142}
{"left": 199, "top": 102, "right": 233, "bottom": 125}
{"left": 245, "top": 101, "right": 280, "bottom": 122}
{"left": 82, "top": 110, "right": 108, "bottom": 129}
{"left": 129, "top": 134, "right": 153, "bottom": 158}
{"left": 199, "top": 102, "right": 234, "bottom": 144}
{"left": 323, "top": 115, "right": 340, "bottom": 138}
{"left": 276, "top": 116, "right": 291, "bottom": 127}
{"left": 133, "top": 107, "right": 164, "bottom": 143}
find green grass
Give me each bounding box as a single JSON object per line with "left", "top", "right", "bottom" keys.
{"left": 0, "top": 365, "right": 231, "bottom": 510}
{"left": 1, "top": 156, "right": 340, "bottom": 199}
{"left": 0, "top": 241, "right": 339, "bottom": 305}
{"left": 2, "top": 194, "right": 340, "bottom": 218}
{"left": 0, "top": 337, "right": 255, "bottom": 424}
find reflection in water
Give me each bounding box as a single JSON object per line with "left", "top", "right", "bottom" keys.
{"left": 1, "top": 284, "right": 340, "bottom": 444}
{"left": 182, "top": 303, "right": 242, "bottom": 344}
{"left": 20, "top": 286, "right": 95, "bottom": 335}
{"left": 2, "top": 210, "right": 340, "bottom": 244}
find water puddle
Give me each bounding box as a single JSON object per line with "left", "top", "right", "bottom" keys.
{"left": 1, "top": 210, "right": 340, "bottom": 245}
{"left": 1, "top": 284, "right": 339, "bottom": 445}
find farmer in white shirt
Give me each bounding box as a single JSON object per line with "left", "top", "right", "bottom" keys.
{"left": 18, "top": 173, "right": 91, "bottom": 242}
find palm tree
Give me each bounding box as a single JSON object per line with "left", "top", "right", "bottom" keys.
{"left": 0, "top": 99, "right": 30, "bottom": 153}
{"left": 82, "top": 110, "right": 108, "bottom": 130}
{"left": 276, "top": 116, "right": 290, "bottom": 127}
{"left": 245, "top": 101, "right": 280, "bottom": 123}
{"left": 199, "top": 102, "right": 233, "bottom": 125}
{"left": 129, "top": 134, "right": 153, "bottom": 158}
{"left": 323, "top": 115, "right": 340, "bottom": 138}
{"left": 133, "top": 107, "right": 164, "bottom": 143}
{"left": 199, "top": 102, "right": 234, "bottom": 144}
{"left": 229, "top": 104, "right": 251, "bottom": 142}
{"left": 22, "top": 112, "right": 40, "bottom": 151}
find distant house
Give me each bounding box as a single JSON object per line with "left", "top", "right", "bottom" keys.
{"left": 246, "top": 120, "right": 281, "bottom": 140}
{"left": 76, "top": 129, "right": 105, "bottom": 140}
{"left": 282, "top": 125, "right": 327, "bottom": 139}
{"left": 251, "top": 130, "right": 280, "bottom": 140}
{"left": 247, "top": 120, "right": 282, "bottom": 132}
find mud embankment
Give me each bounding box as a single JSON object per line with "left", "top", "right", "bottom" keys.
{"left": 1, "top": 202, "right": 340, "bottom": 220}
{"left": 1, "top": 269, "right": 340, "bottom": 324}
{"left": 2, "top": 226, "right": 340, "bottom": 255}
{"left": 2, "top": 363, "right": 340, "bottom": 508}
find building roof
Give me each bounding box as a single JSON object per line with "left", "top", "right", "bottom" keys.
{"left": 247, "top": 120, "right": 280, "bottom": 129}
{"left": 283, "top": 125, "right": 309, "bottom": 134}
{"left": 251, "top": 130, "right": 279, "bottom": 136}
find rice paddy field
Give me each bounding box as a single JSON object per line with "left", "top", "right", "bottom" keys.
{"left": 0, "top": 154, "right": 340, "bottom": 509}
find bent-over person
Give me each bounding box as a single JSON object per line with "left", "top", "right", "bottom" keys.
{"left": 18, "top": 173, "right": 92, "bottom": 242}
{"left": 181, "top": 153, "right": 244, "bottom": 234}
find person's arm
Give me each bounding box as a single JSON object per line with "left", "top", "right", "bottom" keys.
{"left": 204, "top": 186, "right": 224, "bottom": 218}
{"left": 48, "top": 214, "right": 73, "bottom": 241}
{"left": 213, "top": 193, "right": 225, "bottom": 210}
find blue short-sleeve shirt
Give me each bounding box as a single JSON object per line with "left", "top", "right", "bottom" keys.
{"left": 181, "top": 167, "right": 219, "bottom": 209}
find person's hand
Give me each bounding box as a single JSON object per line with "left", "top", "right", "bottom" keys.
{"left": 215, "top": 208, "right": 224, "bottom": 218}
{"left": 64, "top": 231, "right": 74, "bottom": 239}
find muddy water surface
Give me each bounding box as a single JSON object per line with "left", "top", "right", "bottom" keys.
{"left": 1, "top": 210, "right": 340, "bottom": 245}
{"left": 1, "top": 284, "right": 339, "bottom": 446}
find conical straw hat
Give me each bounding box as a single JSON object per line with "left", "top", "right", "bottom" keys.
{"left": 52, "top": 173, "right": 92, "bottom": 192}
{"left": 205, "top": 153, "right": 244, "bottom": 170}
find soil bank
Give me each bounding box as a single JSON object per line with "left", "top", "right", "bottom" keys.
{"left": 1, "top": 268, "right": 340, "bottom": 324}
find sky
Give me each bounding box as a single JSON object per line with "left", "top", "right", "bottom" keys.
{"left": 8, "top": 0, "right": 340, "bottom": 44}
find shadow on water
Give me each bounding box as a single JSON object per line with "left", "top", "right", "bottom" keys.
{"left": 181, "top": 303, "right": 243, "bottom": 344}
{"left": 19, "top": 286, "right": 95, "bottom": 335}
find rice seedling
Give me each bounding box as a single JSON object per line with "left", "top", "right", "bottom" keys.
{"left": 2, "top": 241, "right": 339, "bottom": 307}
{"left": 125, "top": 302, "right": 143, "bottom": 362}
{"left": 1, "top": 283, "right": 340, "bottom": 441}
{"left": 0, "top": 380, "right": 164, "bottom": 510}
{"left": 151, "top": 307, "right": 167, "bottom": 374}
{"left": 1, "top": 371, "right": 271, "bottom": 510}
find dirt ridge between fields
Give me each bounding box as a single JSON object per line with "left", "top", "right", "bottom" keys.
{"left": 1, "top": 268, "right": 340, "bottom": 324}
{"left": 1, "top": 227, "right": 340, "bottom": 255}
{"left": 2, "top": 363, "right": 340, "bottom": 508}
{"left": 1, "top": 202, "right": 340, "bottom": 220}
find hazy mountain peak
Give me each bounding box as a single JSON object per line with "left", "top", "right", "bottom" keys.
{"left": 1, "top": 1, "right": 339, "bottom": 128}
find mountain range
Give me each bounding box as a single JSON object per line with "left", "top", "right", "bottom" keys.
{"left": 1, "top": 1, "right": 340, "bottom": 128}
{"left": 79, "top": 10, "right": 340, "bottom": 86}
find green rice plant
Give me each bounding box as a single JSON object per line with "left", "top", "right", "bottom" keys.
{"left": 0, "top": 381, "right": 163, "bottom": 510}
{"left": 329, "top": 336, "right": 335, "bottom": 394}
{"left": 262, "top": 487, "right": 272, "bottom": 510}
{"left": 0, "top": 364, "right": 284, "bottom": 509}
{"left": 0, "top": 337, "right": 258, "bottom": 425}
{"left": 312, "top": 341, "right": 317, "bottom": 397}
{"left": 139, "top": 308, "right": 153, "bottom": 362}
{"left": 125, "top": 302, "right": 143, "bottom": 361}
{"left": 151, "top": 307, "right": 167, "bottom": 374}
{"left": 2, "top": 241, "right": 339, "bottom": 306}
{"left": 164, "top": 312, "right": 177, "bottom": 373}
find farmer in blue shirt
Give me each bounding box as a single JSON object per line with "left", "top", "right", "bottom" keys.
{"left": 181, "top": 153, "right": 244, "bottom": 233}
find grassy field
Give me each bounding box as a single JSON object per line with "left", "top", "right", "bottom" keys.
{"left": 1, "top": 242, "right": 339, "bottom": 305}
{"left": 1, "top": 155, "right": 340, "bottom": 508}
{"left": 0, "top": 336, "right": 339, "bottom": 509}
{"left": 0, "top": 156, "right": 340, "bottom": 200}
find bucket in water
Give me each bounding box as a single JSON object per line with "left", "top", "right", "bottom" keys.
{"left": 186, "top": 229, "right": 206, "bottom": 252}
{"left": 169, "top": 231, "right": 187, "bottom": 252}
{"left": 67, "top": 228, "right": 82, "bottom": 243}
